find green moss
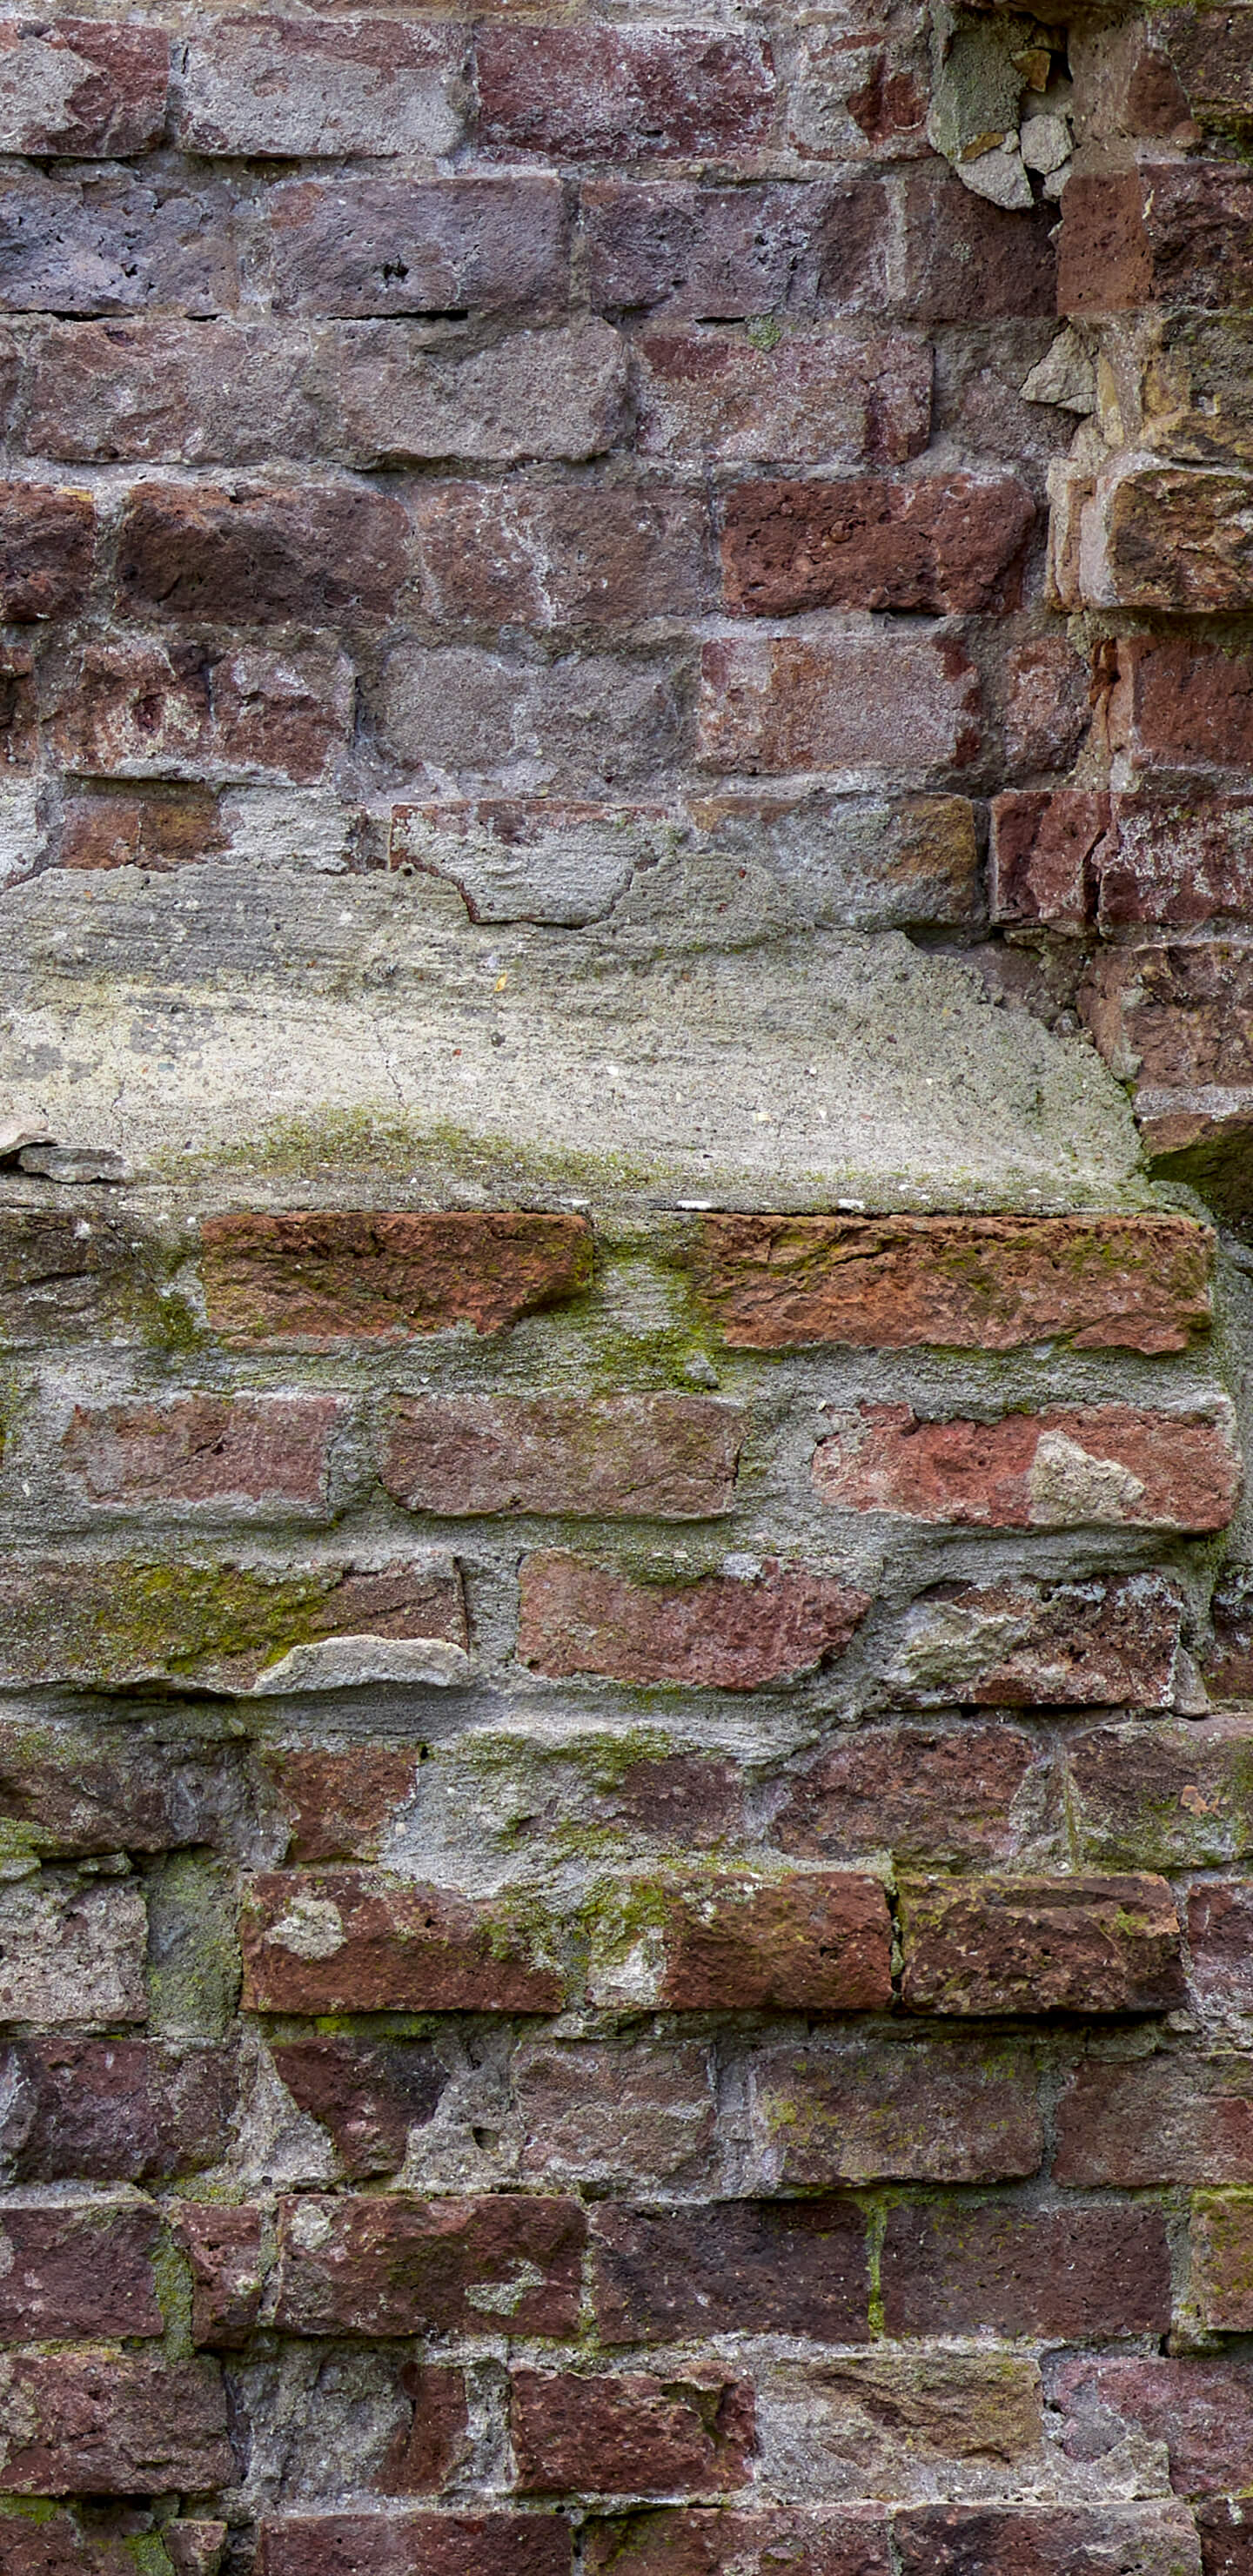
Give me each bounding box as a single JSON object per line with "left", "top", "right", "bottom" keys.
{"left": 5, "top": 1559, "right": 401, "bottom": 1689}
{"left": 151, "top": 2234, "right": 196, "bottom": 2359}
{"left": 746, "top": 316, "right": 784, "bottom": 352}
{"left": 172, "top": 1108, "right": 659, "bottom": 1201}
{"left": 147, "top": 1854, "right": 241, "bottom": 2041}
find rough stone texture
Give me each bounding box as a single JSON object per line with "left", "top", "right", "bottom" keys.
{"left": 899, "top": 1875, "right": 1184, "bottom": 2016}
{"left": 62, "top": 1394, "right": 344, "bottom": 1515}
{"left": 887, "top": 1573, "right": 1186, "bottom": 1709}
{"left": 0, "top": 2353, "right": 232, "bottom": 2495}
{"left": 720, "top": 476, "right": 1035, "bottom": 616}
{"left": 202, "top": 1212, "right": 593, "bottom": 1342}
{"left": 378, "top": 1395, "right": 743, "bottom": 1520}
{"left": 518, "top": 1555, "right": 869, "bottom": 1689}
{"left": 511, "top": 2371, "right": 756, "bottom": 2498}
{"left": 273, "top": 2195, "right": 586, "bottom": 2338}
{"left": 591, "top": 2202, "right": 868, "bottom": 2345}
{"left": 814, "top": 1402, "right": 1237, "bottom": 1533}
{"left": 880, "top": 2203, "right": 1172, "bottom": 2338}
{"left": 587, "top": 1872, "right": 893, "bottom": 2012}
{"left": 747, "top": 2036, "right": 1043, "bottom": 2184}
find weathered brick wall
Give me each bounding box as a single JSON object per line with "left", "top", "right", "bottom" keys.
{"left": 1, "top": 0, "right": 1253, "bottom": 2572}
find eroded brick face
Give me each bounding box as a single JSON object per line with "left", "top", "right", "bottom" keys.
{"left": 3, "top": 0, "right": 1253, "bottom": 2563}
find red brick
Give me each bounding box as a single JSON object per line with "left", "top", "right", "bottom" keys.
{"left": 0, "top": 1721, "right": 237, "bottom": 1862}
{"left": 178, "top": 19, "right": 466, "bottom": 158}
{"left": 390, "top": 2365, "right": 471, "bottom": 2495}
{"left": 1157, "top": 6, "right": 1253, "bottom": 126}
{"left": 747, "top": 2034, "right": 1043, "bottom": 2184}
{"left": 901, "top": 169, "right": 1057, "bottom": 320}
{"left": 45, "top": 639, "right": 354, "bottom": 784}
{"left": 410, "top": 483, "right": 710, "bottom": 630}
{"left": 261, "top": 1747, "right": 421, "bottom": 1862}
{"left": 1060, "top": 163, "right": 1253, "bottom": 316}
{"left": 0, "top": 2505, "right": 161, "bottom": 2576}
{"left": 114, "top": 479, "right": 409, "bottom": 625}
{"left": 57, "top": 787, "right": 227, "bottom": 872}
{"left": 1051, "top": 2354, "right": 1253, "bottom": 2499}
{"left": 0, "top": 19, "right": 168, "bottom": 154}
{"left": 379, "top": 1394, "right": 742, "bottom": 1520}
{"left": 0, "top": 483, "right": 93, "bottom": 621}
{"left": 1108, "top": 636, "right": 1253, "bottom": 776}
{"left": 273, "top": 2193, "right": 584, "bottom": 2338}
{"left": 1186, "top": 1882, "right": 1253, "bottom": 2011}
{"left": 477, "top": 28, "right": 774, "bottom": 161}
{"left": 634, "top": 329, "right": 931, "bottom": 468}
{"left": 990, "top": 791, "right": 1110, "bottom": 933}
{"left": 0, "top": 1551, "right": 465, "bottom": 1692}
{"left": 720, "top": 477, "right": 1034, "bottom": 617}
{"left": 583, "top": 2511, "right": 890, "bottom": 2576}
{"left": 696, "top": 633, "right": 982, "bottom": 775}
{"left": 687, "top": 1211, "right": 1212, "bottom": 1354}
{"left": 1204, "top": 1590, "right": 1253, "bottom": 1701}
{"left": 896, "top": 1572, "right": 1187, "bottom": 1709}
{"left": 813, "top": 1401, "right": 1237, "bottom": 1534}
{"left": 894, "top": 2507, "right": 1203, "bottom": 2576}
{"left": 591, "top": 2200, "right": 868, "bottom": 2345}
{"left": 0, "top": 2206, "right": 162, "bottom": 2341}
{"left": 511, "top": 2372, "right": 754, "bottom": 2499}
{"left": 1066, "top": 1719, "right": 1253, "bottom": 1868}
{"left": 588, "top": 1870, "right": 891, "bottom": 2011}
{"left": 899, "top": 1873, "right": 1183, "bottom": 2016}
{"left": 583, "top": 179, "right": 888, "bottom": 323}
{"left": 62, "top": 1393, "right": 344, "bottom": 1515}
{"left": 0, "top": 2352, "right": 231, "bottom": 2495}
{"left": 203, "top": 1210, "right": 592, "bottom": 1342}
{"left": 1082, "top": 941, "right": 1253, "bottom": 1089}
{"left": 1002, "top": 634, "right": 1092, "bottom": 780}
{"left": 241, "top": 1868, "right": 563, "bottom": 2014}
{"left": 260, "top": 173, "right": 567, "bottom": 319}
{"left": 1056, "top": 2050, "right": 1253, "bottom": 2186}
{"left": 258, "top": 2518, "right": 573, "bottom": 2576}
{"left": 1068, "top": 463, "right": 1253, "bottom": 615}
{"left": 881, "top": 2202, "right": 1171, "bottom": 2338}
{"left": 0, "top": 2039, "right": 236, "bottom": 2182}
{"left": 1199, "top": 2503, "right": 1253, "bottom": 2576}
{"left": 774, "top": 1724, "right": 1046, "bottom": 1867}
{"left": 0, "top": 168, "right": 236, "bottom": 319}
{"left": 271, "top": 2035, "right": 447, "bottom": 2176}
{"left": 178, "top": 2204, "right": 265, "bottom": 2347}
{"left": 514, "top": 2038, "right": 717, "bottom": 2191}
{"left": 993, "top": 785, "right": 1253, "bottom": 931}
{"left": 518, "top": 1554, "right": 868, "bottom": 1690}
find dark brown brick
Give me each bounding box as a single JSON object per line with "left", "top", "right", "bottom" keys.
{"left": 747, "top": 2034, "right": 1043, "bottom": 2184}
{"left": 0, "top": 168, "right": 237, "bottom": 319}
{"left": 881, "top": 2202, "right": 1172, "bottom": 2337}
{"left": 634, "top": 329, "right": 930, "bottom": 466}
{"left": 0, "top": 484, "right": 94, "bottom": 621}
{"left": 1108, "top": 637, "right": 1253, "bottom": 776}
{"left": 0, "top": 1721, "right": 238, "bottom": 1862}
{"left": 116, "top": 481, "right": 409, "bottom": 624}
{"left": 379, "top": 1394, "right": 742, "bottom": 1520}
{"left": 774, "top": 1725, "right": 1046, "bottom": 1867}
{"left": 720, "top": 476, "right": 1034, "bottom": 616}
{"left": 1066, "top": 1718, "right": 1253, "bottom": 1869}
{"left": 1060, "top": 163, "right": 1253, "bottom": 316}
{"left": 410, "top": 482, "right": 709, "bottom": 631}
{"left": 0, "top": 2352, "right": 231, "bottom": 2495}
{"left": 57, "top": 788, "right": 227, "bottom": 872}
{"left": 900, "top": 1874, "right": 1184, "bottom": 2016}
{"left": 258, "top": 2519, "right": 573, "bottom": 2576}
{"left": 202, "top": 1211, "right": 592, "bottom": 1343}
{"left": 583, "top": 2511, "right": 890, "bottom": 2576}
{"left": 273, "top": 2193, "right": 585, "bottom": 2338}
{"left": 45, "top": 639, "right": 353, "bottom": 784}
{"left": 0, "top": 2205, "right": 162, "bottom": 2341}
{"left": 261, "top": 1747, "right": 421, "bottom": 1862}
{"left": 477, "top": 28, "right": 775, "bottom": 161}
{"left": 894, "top": 2507, "right": 1203, "bottom": 2576}
{"left": 519, "top": 1554, "right": 868, "bottom": 1690}
{"left": 1186, "top": 1882, "right": 1253, "bottom": 2012}
{"left": 901, "top": 169, "right": 1057, "bottom": 320}
{"left": 241, "top": 1869, "right": 562, "bottom": 2015}
{"left": 0, "top": 2038, "right": 237, "bottom": 2181}
{"left": 583, "top": 179, "right": 887, "bottom": 323}
{"left": 271, "top": 2035, "right": 447, "bottom": 2175}
{"left": 591, "top": 2200, "right": 868, "bottom": 2345}
{"left": 1056, "top": 2051, "right": 1253, "bottom": 2186}
{"left": 512, "top": 2372, "right": 755, "bottom": 2499}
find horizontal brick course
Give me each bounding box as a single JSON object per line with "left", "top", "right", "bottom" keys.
{"left": 747, "top": 2035, "right": 1043, "bottom": 2184}
{"left": 587, "top": 1871, "right": 892, "bottom": 2012}
{"left": 203, "top": 1211, "right": 592, "bottom": 1341}
{"left": 272, "top": 2194, "right": 586, "bottom": 2338}
{"left": 813, "top": 1401, "right": 1238, "bottom": 1533}
{"left": 519, "top": 1554, "right": 868, "bottom": 1688}
{"left": 378, "top": 1393, "right": 742, "bottom": 1519}
{"left": 899, "top": 1875, "right": 1184, "bottom": 2017}
{"left": 241, "top": 1869, "right": 562, "bottom": 2014}
{"left": 0, "top": 2351, "right": 232, "bottom": 2495}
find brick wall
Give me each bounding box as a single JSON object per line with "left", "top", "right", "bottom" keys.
{"left": 1, "top": 0, "right": 1253, "bottom": 2572}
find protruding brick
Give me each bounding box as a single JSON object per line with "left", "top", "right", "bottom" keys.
{"left": 0, "top": 483, "right": 94, "bottom": 621}
{"left": 888, "top": 1573, "right": 1185, "bottom": 1710}
{"left": 0, "top": 2038, "right": 237, "bottom": 2181}
{"left": 258, "top": 173, "right": 567, "bottom": 319}
{"left": 46, "top": 639, "right": 354, "bottom": 784}
{"left": 591, "top": 2200, "right": 868, "bottom": 2345}
{"left": 476, "top": 28, "right": 775, "bottom": 160}
{"left": 178, "top": 2203, "right": 265, "bottom": 2347}
{"left": 899, "top": 1874, "right": 1183, "bottom": 2017}
{"left": 0, "top": 20, "right": 168, "bottom": 155}
{"left": 1108, "top": 637, "right": 1253, "bottom": 777}
{"left": 687, "top": 1211, "right": 1212, "bottom": 1354}
{"left": 203, "top": 1210, "right": 592, "bottom": 1343}
{"left": 379, "top": 1394, "right": 741, "bottom": 1521}
{"left": 1052, "top": 2355, "right": 1253, "bottom": 2500}
{"left": 881, "top": 2202, "right": 1171, "bottom": 2338}
{"left": 178, "top": 19, "right": 466, "bottom": 159}
{"left": 894, "top": 2507, "right": 1203, "bottom": 2576}
{"left": 258, "top": 2518, "right": 573, "bottom": 2576}
{"left": 0, "top": 1551, "right": 465, "bottom": 1692}
{"left": 0, "top": 2205, "right": 162, "bottom": 2340}
{"left": 774, "top": 1724, "right": 1047, "bottom": 1867}
{"left": 583, "top": 2511, "right": 890, "bottom": 2576}
{"left": 63, "top": 1394, "right": 344, "bottom": 1516}
{"left": 0, "top": 2352, "right": 232, "bottom": 2495}
{"left": 511, "top": 2371, "right": 755, "bottom": 2499}
{"left": 241, "top": 1869, "right": 562, "bottom": 2014}
{"left": 696, "top": 633, "right": 981, "bottom": 775}
{"left": 115, "top": 481, "right": 411, "bottom": 625}
{"left": 634, "top": 329, "right": 930, "bottom": 467}
{"left": 720, "top": 477, "right": 1034, "bottom": 616}
{"left": 813, "top": 1401, "right": 1238, "bottom": 1533}
{"left": 273, "top": 2193, "right": 584, "bottom": 2338}
{"left": 1067, "top": 1719, "right": 1253, "bottom": 1868}
{"left": 1057, "top": 2050, "right": 1253, "bottom": 2185}
{"left": 271, "top": 2035, "right": 447, "bottom": 2176}
{"left": 587, "top": 1871, "right": 891, "bottom": 2011}
{"left": 518, "top": 1554, "right": 868, "bottom": 1690}
{"left": 514, "top": 2038, "right": 717, "bottom": 2192}
{"left": 1060, "top": 163, "right": 1253, "bottom": 316}
{"left": 747, "top": 2035, "right": 1043, "bottom": 2184}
